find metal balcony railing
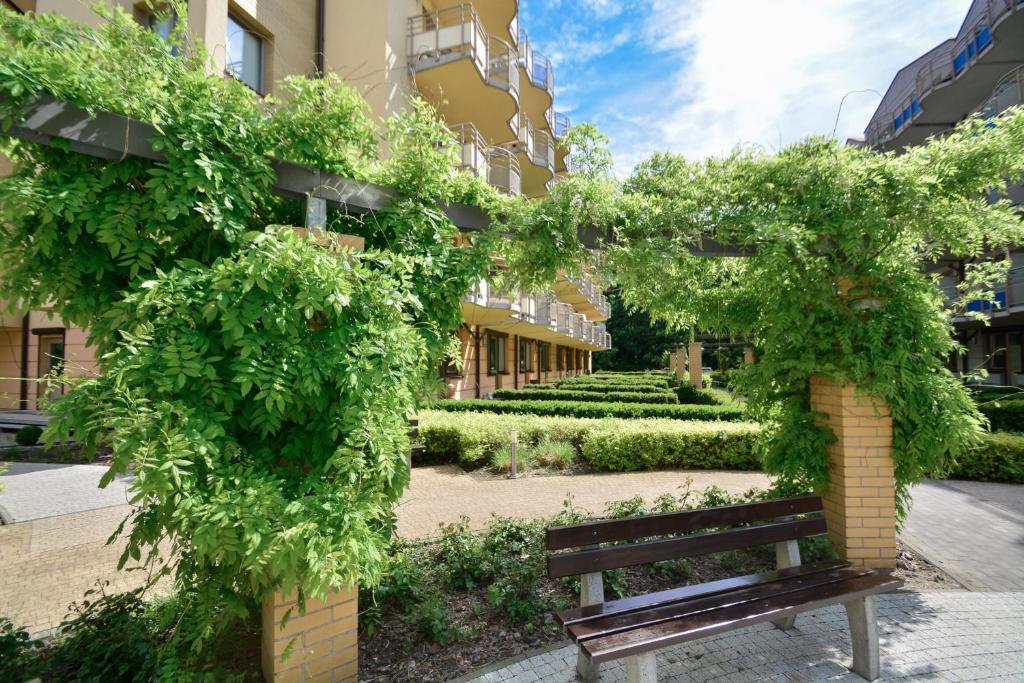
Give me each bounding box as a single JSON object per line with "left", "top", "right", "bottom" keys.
{"left": 535, "top": 292, "right": 558, "bottom": 329}
{"left": 488, "top": 288, "right": 521, "bottom": 313}
{"left": 512, "top": 114, "right": 555, "bottom": 172}
{"left": 463, "top": 278, "right": 488, "bottom": 306}
{"left": 555, "top": 303, "right": 574, "bottom": 335}
{"left": 572, "top": 313, "right": 584, "bottom": 340}
{"left": 408, "top": 5, "right": 519, "bottom": 101}
{"left": 451, "top": 122, "right": 487, "bottom": 177}
{"left": 937, "top": 265, "right": 1024, "bottom": 314}
{"left": 978, "top": 64, "right": 1024, "bottom": 118}
{"left": 486, "top": 146, "right": 522, "bottom": 195}
{"left": 866, "top": 0, "right": 1022, "bottom": 147}
{"left": 517, "top": 293, "right": 537, "bottom": 324}
{"left": 517, "top": 30, "right": 555, "bottom": 96}
{"left": 554, "top": 111, "right": 571, "bottom": 139}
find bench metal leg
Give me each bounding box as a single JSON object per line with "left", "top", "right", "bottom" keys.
{"left": 772, "top": 538, "right": 801, "bottom": 630}
{"left": 576, "top": 649, "right": 599, "bottom": 682}
{"left": 577, "top": 571, "right": 605, "bottom": 681}
{"left": 845, "top": 595, "right": 880, "bottom": 681}
{"left": 625, "top": 652, "right": 657, "bottom": 683}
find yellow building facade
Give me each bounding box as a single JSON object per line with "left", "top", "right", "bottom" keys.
{"left": 0, "top": 0, "right": 610, "bottom": 409}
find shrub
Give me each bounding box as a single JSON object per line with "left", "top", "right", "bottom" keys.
{"left": 433, "top": 399, "right": 746, "bottom": 422}
{"left": 494, "top": 388, "right": 679, "bottom": 405}
{"left": 15, "top": 425, "right": 42, "bottom": 447}
{"left": 551, "top": 384, "right": 676, "bottom": 396}
{"left": 482, "top": 518, "right": 547, "bottom": 624}
{"left": 978, "top": 398, "right": 1024, "bottom": 433}
{"left": 947, "top": 432, "right": 1024, "bottom": 483}
{"left": 436, "top": 518, "right": 487, "bottom": 590}
{"left": 675, "top": 385, "right": 734, "bottom": 406}
{"left": 407, "top": 590, "right": 458, "bottom": 645}
{"left": 491, "top": 438, "right": 576, "bottom": 473}
{"left": 417, "top": 410, "right": 761, "bottom": 472}
{"left": 582, "top": 422, "right": 761, "bottom": 471}
{"left": 0, "top": 618, "right": 42, "bottom": 683}
{"left": 533, "top": 439, "right": 576, "bottom": 469}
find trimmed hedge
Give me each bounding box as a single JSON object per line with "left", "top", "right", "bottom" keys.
{"left": 949, "top": 432, "right": 1024, "bottom": 483}
{"left": 493, "top": 389, "right": 679, "bottom": 405}
{"left": 434, "top": 399, "right": 746, "bottom": 421}
{"left": 674, "top": 384, "right": 734, "bottom": 406}
{"left": 417, "top": 409, "right": 761, "bottom": 470}
{"left": 553, "top": 384, "right": 676, "bottom": 396}
{"left": 978, "top": 398, "right": 1024, "bottom": 433}
{"left": 558, "top": 381, "right": 671, "bottom": 393}
{"left": 561, "top": 376, "right": 670, "bottom": 389}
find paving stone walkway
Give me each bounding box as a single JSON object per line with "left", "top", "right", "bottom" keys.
{"left": 902, "top": 480, "right": 1024, "bottom": 592}
{"left": 395, "top": 466, "right": 770, "bottom": 538}
{"left": 0, "top": 462, "right": 132, "bottom": 523}
{"left": 460, "top": 591, "right": 1024, "bottom": 682}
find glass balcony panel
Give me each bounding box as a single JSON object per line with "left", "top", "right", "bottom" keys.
{"left": 408, "top": 5, "right": 488, "bottom": 75}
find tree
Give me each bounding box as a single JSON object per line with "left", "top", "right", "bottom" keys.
{"left": 592, "top": 289, "right": 686, "bottom": 371}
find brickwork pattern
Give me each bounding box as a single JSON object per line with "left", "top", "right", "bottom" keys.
{"left": 261, "top": 588, "right": 359, "bottom": 683}
{"left": 809, "top": 375, "right": 897, "bottom": 570}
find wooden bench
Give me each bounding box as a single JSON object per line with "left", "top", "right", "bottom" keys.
{"left": 546, "top": 495, "right": 901, "bottom": 682}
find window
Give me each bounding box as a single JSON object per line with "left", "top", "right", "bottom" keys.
{"left": 227, "top": 14, "right": 264, "bottom": 92}
{"left": 538, "top": 343, "right": 550, "bottom": 372}
{"left": 487, "top": 333, "right": 507, "bottom": 375}
{"left": 555, "top": 345, "right": 564, "bottom": 371}
{"left": 519, "top": 338, "right": 533, "bottom": 372}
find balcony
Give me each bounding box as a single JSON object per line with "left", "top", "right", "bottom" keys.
{"left": 535, "top": 292, "right": 558, "bottom": 330}
{"left": 451, "top": 122, "right": 487, "bottom": 177}
{"left": 462, "top": 278, "right": 520, "bottom": 326}
{"left": 517, "top": 30, "right": 554, "bottom": 134}
{"left": 505, "top": 115, "right": 555, "bottom": 197}
{"left": 409, "top": 5, "right": 520, "bottom": 144}
{"left": 486, "top": 146, "right": 522, "bottom": 195}
{"left": 427, "top": 0, "right": 519, "bottom": 46}
{"left": 865, "top": 0, "right": 1024, "bottom": 150}
{"left": 553, "top": 111, "right": 571, "bottom": 173}
{"left": 517, "top": 293, "right": 537, "bottom": 324}
{"left": 552, "top": 274, "right": 610, "bottom": 321}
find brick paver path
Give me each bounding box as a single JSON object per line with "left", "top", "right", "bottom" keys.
{"left": 461, "top": 591, "right": 1024, "bottom": 682}
{"left": 395, "top": 466, "right": 770, "bottom": 538}
{"left": 0, "top": 462, "right": 131, "bottom": 522}
{"left": 902, "top": 480, "right": 1024, "bottom": 591}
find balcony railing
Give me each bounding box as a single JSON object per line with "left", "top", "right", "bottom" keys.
{"left": 939, "top": 265, "right": 1024, "bottom": 315}
{"left": 555, "top": 303, "right": 575, "bottom": 335}
{"left": 979, "top": 64, "right": 1024, "bottom": 118}
{"left": 866, "top": 0, "right": 1022, "bottom": 147}
{"left": 554, "top": 111, "right": 571, "bottom": 139}
{"left": 512, "top": 115, "right": 555, "bottom": 172}
{"left": 451, "top": 122, "right": 487, "bottom": 177}
{"left": 517, "top": 293, "right": 537, "bottom": 324}
{"left": 486, "top": 146, "right": 521, "bottom": 195}
{"left": 517, "top": 30, "right": 555, "bottom": 96}
{"left": 536, "top": 292, "right": 558, "bottom": 329}
{"left": 408, "top": 5, "right": 519, "bottom": 101}
{"left": 488, "top": 288, "right": 521, "bottom": 313}
{"left": 463, "top": 278, "right": 488, "bottom": 306}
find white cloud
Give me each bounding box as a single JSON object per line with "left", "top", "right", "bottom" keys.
{"left": 601, "top": 0, "right": 967, "bottom": 175}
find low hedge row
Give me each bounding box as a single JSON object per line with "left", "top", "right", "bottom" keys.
{"left": 416, "top": 410, "right": 761, "bottom": 470}
{"left": 433, "top": 398, "right": 746, "bottom": 422}
{"left": 551, "top": 384, "right": 676, "bottom": 397}
{"left": 951, "top": 432, "right": 1024, "bottom": 482}
{"left": 557, "top": 381, "right": 671, "bottom": 394}
{"left": 493, "top": 389, "right": 680, "bottom": 405}
{"left": 675, "top": 385, "right": 734, "bottom": 406}
{"left": 561, "top": 376, "right": 670, "bottom": 389}
{"left": 978, "top": 398, "right": 1024, "bottom": 433}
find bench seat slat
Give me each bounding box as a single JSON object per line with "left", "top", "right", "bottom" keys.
{"left": 546, "top": 495, "right": 822, "bottom": 550}
{"left": 583, "top": 573, "right": 903, "bottom": 664}
{"left": 547, "top": 517, "right": 827, "bottom": 578}
{"left": 569, "top": 564, "right": 874, "bottom": 641}
{"left": 556, "top": 558, "right": 850, "bottom": 627}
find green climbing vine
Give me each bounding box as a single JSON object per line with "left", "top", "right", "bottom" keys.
{"left": 605, "top": 118, "right": 1024, "bottom": 515}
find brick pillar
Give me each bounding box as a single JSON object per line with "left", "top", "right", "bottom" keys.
{"left": 809, "top": 376, "right": 897, "bottom": 570}
{"left": 688, "top": 342, "right": 703, "bottom": 388}
{"left": 261, "top": 587, "right": 358, "bottom": 682}
{"left": 744, "top": 345, "right": 755, "bottom": 364}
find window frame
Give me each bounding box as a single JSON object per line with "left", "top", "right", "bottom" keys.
{"left": 519, "top": 338, "right": 533, "bottom": 373}
{"left": 487, "top": 332, "right": 508, "bottom": 375}
{"left": 226, "top": 12, "right": 266, "bottom": 94}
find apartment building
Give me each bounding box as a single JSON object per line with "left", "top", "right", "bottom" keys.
{"left": 0, "top": 0, "right": 611, "bottom": 409}
{"left": 862, "top": 0, "right": 1024, "bottom": 385}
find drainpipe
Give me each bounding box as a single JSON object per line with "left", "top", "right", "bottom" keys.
{"left": 315, "top": 0, "right": 325, "bottom": 77}
{"left": 18, "top": 312, "right": 29, "bottom": 409}
{"left": 474, "top": 326, "right": 481, "bottom": 399}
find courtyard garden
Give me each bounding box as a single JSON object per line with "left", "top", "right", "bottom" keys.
{"left": 1, "top": 3, "right": 1024, "bottom": 683}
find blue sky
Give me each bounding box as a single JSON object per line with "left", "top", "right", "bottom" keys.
{"left": 520, "top": 0, "right": 971, "bottom": 176}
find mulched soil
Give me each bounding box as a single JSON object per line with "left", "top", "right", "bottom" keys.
{"left": 0, "top": 443, "right": 112, "bottom": 466}
{"left": 358, "top": 541, "right": 957, "bottom": 682}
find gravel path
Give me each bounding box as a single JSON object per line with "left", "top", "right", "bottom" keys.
{"left": 395, "top": 466, "right": 771, "bottom": 539}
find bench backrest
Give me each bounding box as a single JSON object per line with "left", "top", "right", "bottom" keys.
{"left": 546, "top": 495, "right": 825, "bottom": 579}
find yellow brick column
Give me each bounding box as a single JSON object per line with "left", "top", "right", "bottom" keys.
{"left": 809, "top": 376, "right": 897, "bottom": 570}
{"left": 744, "top": 345, "right": 755, "bottom": 365}
{"left": 688, "top": 342, "right": 703, "bottom": 388}
{"left": 674, "top": 346, "right": 687, "bottom": 381}
{"left": 261, "top": 587, "right": 358, "bottom": 682}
